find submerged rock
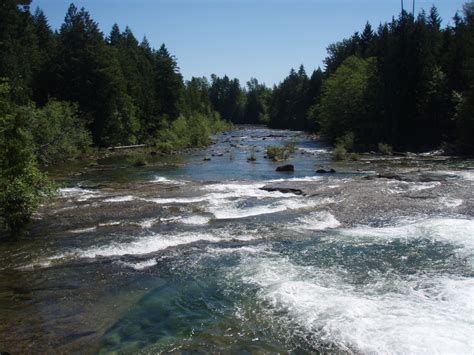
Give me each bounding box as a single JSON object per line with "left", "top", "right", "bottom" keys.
{"left": 276, "top": 164, "right": 294, "bottom": 172}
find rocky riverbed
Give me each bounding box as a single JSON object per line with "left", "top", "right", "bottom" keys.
{"left": 0, "top": 126, "right": 473, "bottom": 353}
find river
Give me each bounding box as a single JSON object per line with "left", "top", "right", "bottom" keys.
{"left": 0, "top": 126, "right": 473, "bottom": 353}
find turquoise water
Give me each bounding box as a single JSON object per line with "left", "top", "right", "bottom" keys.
{"left": 0, "top": 127, "right": 473, "bottom": 353}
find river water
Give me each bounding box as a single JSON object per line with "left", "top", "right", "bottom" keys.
{"left": 0, "top": 127, "right": 473, "bottom": 353}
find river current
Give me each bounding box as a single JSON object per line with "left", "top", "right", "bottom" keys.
{"left": 0, "top": 127, "right": 473, "bottom": 353}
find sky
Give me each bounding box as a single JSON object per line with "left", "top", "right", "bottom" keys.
{"left": 31, "top": 0, "right": 466, "bottom": 86}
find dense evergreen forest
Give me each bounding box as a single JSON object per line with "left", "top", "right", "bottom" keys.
{"left": 1, "top": 0, "right": 473, "bottom": 234}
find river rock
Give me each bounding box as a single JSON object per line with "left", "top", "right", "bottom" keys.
{"left": 260, "top": 185, "right": 304, "bottom": 195}
{"left": 316, "top": 168, "right": 336, "bottom": 174}
{"left": 276, "top": 164, "right": 294, "bottom": 172}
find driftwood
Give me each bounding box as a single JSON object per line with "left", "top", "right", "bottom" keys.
{"left": 107, "top": 144, "right": 147, "bottom": 151}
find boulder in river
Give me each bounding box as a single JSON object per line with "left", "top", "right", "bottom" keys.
{"left": 276, "top": 164, "right": 294, "bottom": 172}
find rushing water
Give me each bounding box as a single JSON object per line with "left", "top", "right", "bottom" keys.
{"left": 0, "top": 127, "right": 473, "bottom": 354}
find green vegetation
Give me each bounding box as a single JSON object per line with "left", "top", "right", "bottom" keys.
{"left": 331, "top": 144, "right": 347, "bottom": 161}
{"left": 269, "top": 4, "right": 474, "bottom": 155}
{"left": 378, "top": 143, "right": 393, "bottom": 156}
{"left": 0, "top": 1, "right": 230, "bottom": 236}
{"left": 247, "top": 146, "right": 257, "bottom": 162}
{"left": 0, "top": 83, "right": 55, "bottom": 234}
{"left": 266, "top": 141, "right": 297, "bottom": 161}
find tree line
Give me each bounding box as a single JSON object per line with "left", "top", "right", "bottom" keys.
{"left": 1, "top": 0, "right": 230, "bottom": 233}
{"left": 203, "top": 2, "right": 473, "bottom": 154}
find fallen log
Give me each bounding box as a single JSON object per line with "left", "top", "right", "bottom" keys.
{"left": 107, "top": 144, "right": 147, "bottom": 151}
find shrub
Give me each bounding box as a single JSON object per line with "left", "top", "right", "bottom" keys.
{"left": 29, "top": 100, "right": 92, "bottom": 165}
{"left": 348, "top": 152, "right": 360, "bottom": 161}
{"left": 0, "top": 82, "right": 56, "bottom": 236}
{"left": 336, "top": 132, "right": 355, "bottom": 151}
{"left": 154, "top": 113, "right": 230, "bottom": 150}
{"left": 332, "top": 144, "right": 347, "bottom": 161}
{"left": 128, "top": 152, "right": 148, "bottom": 167}
{"left": 266, "top": 141, "right": 296, "bottom": 161}
{"left": 0, "top": 165, "right": 55, "bottom": 235}
{"left": 378, "top": 142, "right": 393, "bottom": 155}
{"left": 247, "top": 146, "right": 257, "bottom": 161}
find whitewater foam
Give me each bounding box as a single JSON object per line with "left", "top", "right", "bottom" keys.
{"left": 294, "top": 211, "right": 341, "bottom": 231}
{"left": 117, "top": 258, "right": 158, "bottom": 270}
{"left": 62, "top": 231, "right": 223, "bottom": 259}
{"left": 104, "top": 195, "right": 136, "bottom": 202}
{"left": 209, "top": 198, "right": 319, "bottom": 220}
{"left": 299, "top": 147, "right": 329, "bottom": 154}
{"left": 180, "top": 215, "right": 211, "bottom": 225}
{"left": 68, "top": 227, "right": 97, "bottom": 234}
{"left": 439, "top": 197, "right": 463, "bottom": 208}
{"left": 338, "top": 217, "right": 474, "bottom": 253}
{"left": 231, "top": 255, "right": 474, "bottom": 354}
{"left": 152, "top": 176, "right": 186, "bottom": 185}
{"left": 59, "top": 187, "right": 101, "bottom": 201}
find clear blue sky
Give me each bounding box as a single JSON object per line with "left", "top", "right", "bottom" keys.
{"left": 31, "top": 0, "right": 466, "bottom": 86}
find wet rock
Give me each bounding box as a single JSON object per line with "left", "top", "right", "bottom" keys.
{"left": 203, "top": 157, "right": 211, "bottom": 161}
{"left": 276, "top": 164, "right": 294, "bottom": 172}
{"left": 316, "top": 168, "right": 336, "bottom": 174}
{"left": 364, "top": 172, "right": 448, "bottom": 183}
{"left": 260, "top": 185, "right": 304, "bottom": 195}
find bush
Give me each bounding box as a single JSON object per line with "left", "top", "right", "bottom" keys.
{"left": 332, "top": 144, "right": 347, "bottom": 161}
{"left": 0, "top": 165, "right": 55, "bottom": 235}
{"left": 348, "top": 152, "right": 360, "bottom": 161}
{"left": 336, "top": 132, "right": 355, "bottom": 151}
{"left": 266, "top": 141, "right": 296, "bottom": 161}
{"left": 378, "top": 142, "right": 393, "bottom": 155}
{"left": 0, "top": 82, "right": 56, "bottom": 236}
{"left": 128, "top": 153, "right": 148, "bottom": 167}
{"left": 247, "top": 146, "right": 257, "bottom": 161}
{"left": 29, "top": 100, "right": 92, "bottom": 165}
{"left": 154, "top": 112, "right": 230, "bottom": 151}
{"left": 266, "top": 146, "right": 287, "bottom": 161}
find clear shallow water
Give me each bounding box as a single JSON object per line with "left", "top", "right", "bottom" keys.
{"left": 0, "top": 127, "right": 473, "bottom": 353}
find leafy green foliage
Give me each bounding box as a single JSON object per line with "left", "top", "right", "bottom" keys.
{"left": 154, "top": 113, "right": 230, "bottom": 152}
{"left": 378, "top": 143, "right": 393, "bottom": 156}
{"left": 331, "top": 144, "right": 347, "bottom": 161}
{"left": 0, "top": 82, "right": 55, "bottom": 235}
{"left": 314, "top": 56, "right": 375, "bottom": 145}
{"left": 266, "top": 141, "right": 297, "bottom": 161}
{"left": 1, "top": 165, "right": 55, "bottom": 234}
{"left": 29, "top": 100, "right": 92, "bottom": 164}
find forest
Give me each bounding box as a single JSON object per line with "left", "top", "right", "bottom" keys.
{"left": 1, "top": 0, "right": 473, "bottom": 234}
